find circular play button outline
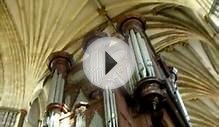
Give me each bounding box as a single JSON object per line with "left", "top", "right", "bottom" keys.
{"left": 82, "top": 37, "right": 136, "bottom": 89}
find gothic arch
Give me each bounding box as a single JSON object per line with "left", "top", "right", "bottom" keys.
{"left": 27, "top": 98, "right": 40, "bottom": 127}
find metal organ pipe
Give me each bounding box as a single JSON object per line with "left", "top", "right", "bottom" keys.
{"left": 129, "top": 29, "right": 156, "bottom": 78}
{"left": 125, "top": 28, "right": 157, "bottom": 95}
{"left": 48, "top": 70, "right": 65, "bottom": 104}
{"left": 125, "top": 37, "right": 139, "bottom": 94}
{"left": 129, "top": 29, "right": 147, "bottom": 78}
{"left": 104, "top": 89, "right": 118, "bottom": 127}
{"left": 170, "top": 68, "right": 190, "bottom": 124}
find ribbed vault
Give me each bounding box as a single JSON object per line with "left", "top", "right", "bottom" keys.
{"left": 0, "top": 0, "right": 218, "bottom": 126}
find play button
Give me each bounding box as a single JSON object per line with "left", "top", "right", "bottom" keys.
{"left": 82, "top": 37, "right": 135, "bottom": 89}
{"left": 105, "top": 51, "right": 117, "bottom": 74}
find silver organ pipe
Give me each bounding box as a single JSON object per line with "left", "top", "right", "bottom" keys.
{"left": 103, "top": 89, "right": 118, "bottom": 127}
{"left": 129, "top": 29, "right": 156, "bottom": 78}
{"left": 48, "top": 70, "right": 65, "bottom": 104}
{"left": 125, "top": 28, "right": 156, "bottom": 95}
{"left": 129, "top": 29, "right": 147, "bottom": 78}
{"left": 170, "top": 68, "right": 191, "bottom": 124}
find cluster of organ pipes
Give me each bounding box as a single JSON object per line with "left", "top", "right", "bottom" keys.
{"left": 84, "top": 32, "right": 118, "bottom": 126}
{"left": 41, "top": 15, "right": 191, "bottom": 127}
{"left": 126, "top": 29, "right": 156, "bottom": 94}
{"left": 0, "top": 108, "right": 23, "bottom": 127}
{"left": 103, "top": 89, "right": 118, "bottom": 127}
{"left": 117, "top": 15, "right": 191, "bottom": 126}
{"left": 129, "top": 29, "right": 156, "bottom": 78}
{"left": 42, "top": 52, "right": 73, "bottom": 127}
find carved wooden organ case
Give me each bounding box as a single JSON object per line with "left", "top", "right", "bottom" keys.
{"left": 41, "top": 15, "right": 191, "bottom": 127}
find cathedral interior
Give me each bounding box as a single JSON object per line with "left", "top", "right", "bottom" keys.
{"left": 0, "top": 0, "right": 219, "bottom": 127}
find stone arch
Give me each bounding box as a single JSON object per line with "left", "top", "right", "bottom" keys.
{"left": 27, "top": 98, "right": 40, "bottom": 127}
{"left": 27, "top": 87, "right": 47, "bottom": 126}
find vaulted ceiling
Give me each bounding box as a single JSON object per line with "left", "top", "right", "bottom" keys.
{"left": 0, "top": 0, "right": 218, "bottom": 126}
